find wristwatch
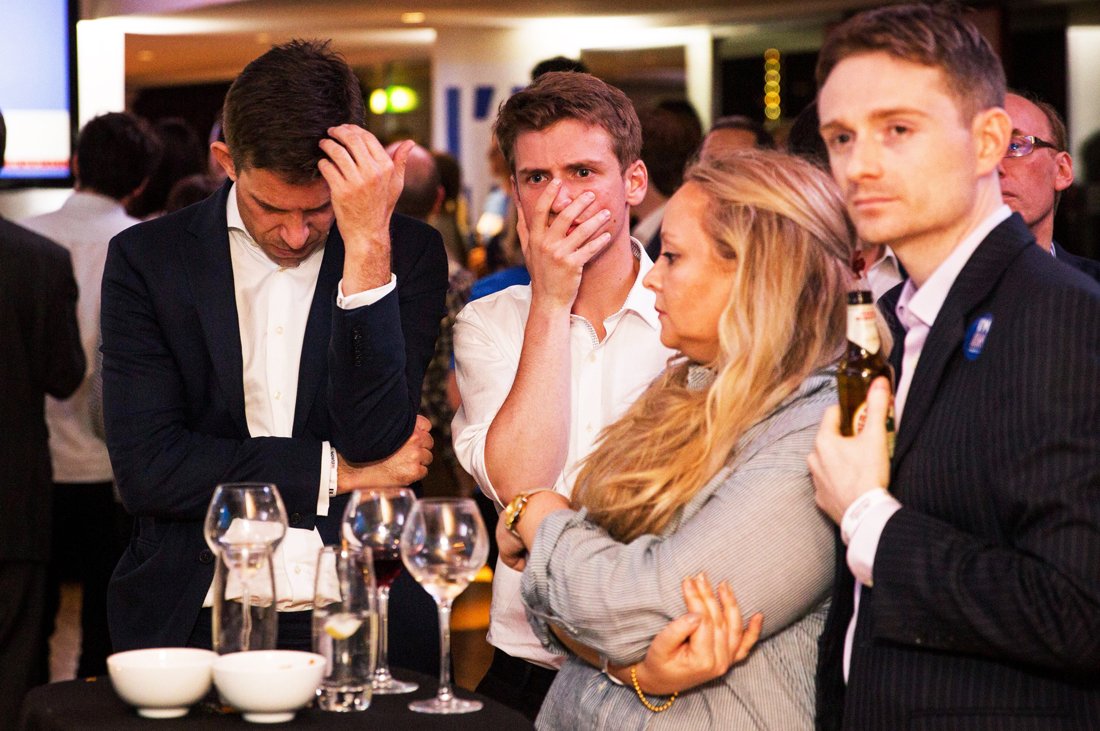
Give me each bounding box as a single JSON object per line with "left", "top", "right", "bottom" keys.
{"left": 502, "top": 492, "right": 533, "bottom": 536}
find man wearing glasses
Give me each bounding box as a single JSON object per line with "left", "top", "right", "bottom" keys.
{"left": 999, "top": 91, "right": 1100, "bottom": 281}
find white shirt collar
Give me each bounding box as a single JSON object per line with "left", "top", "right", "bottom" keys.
{"left": 897, "top": 204, "right": 1012, "bottom": 330}
{"left": 616, "top": 238, "right": 661, "bottom": 330}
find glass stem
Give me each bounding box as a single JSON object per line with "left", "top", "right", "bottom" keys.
{"left": 240, "top": 576, "right": 252, "bottom": 652}
{"left": 375, "top": 585, "right": 392, "bottom": 680}
{"left": 435, "top": 598, "right": 454, "bottom": 703}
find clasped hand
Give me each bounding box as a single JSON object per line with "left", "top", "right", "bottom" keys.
{"left": 337, "top": 414, "right": 433, "bottom": 493}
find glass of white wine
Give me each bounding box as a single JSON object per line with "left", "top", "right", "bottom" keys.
{"left": 203, "top": 482, "right": 287, "bottom": 653}
{"left": 399, "top": 498, "right": 489, "bottom": 714}
{"left": 342, "top": 487, "right": 419, "bottom": 694}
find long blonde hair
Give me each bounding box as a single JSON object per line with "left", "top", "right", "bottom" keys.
{"left": 574, "top": 150, "right": 854, "bottom": 542}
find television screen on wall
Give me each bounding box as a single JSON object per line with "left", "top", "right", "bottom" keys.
{"left": 0, "top": 0, "right": 77, "bottom": 187}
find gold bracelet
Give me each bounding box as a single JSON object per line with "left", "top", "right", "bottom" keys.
{"left": 502, "top": 492, "right": 532, "bottom": 536}
{"left": 630, "top": 665, "right": 677, "bottom": 713}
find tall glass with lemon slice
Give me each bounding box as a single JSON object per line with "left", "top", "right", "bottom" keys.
{"left": 312, "top": 545, "right": 377, "bottom": 712}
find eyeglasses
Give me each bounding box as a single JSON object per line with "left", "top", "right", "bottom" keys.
{"left": 1005, "top": 134, "right": 1059, "bottom": 158}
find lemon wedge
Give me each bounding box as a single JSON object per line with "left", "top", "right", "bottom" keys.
{"left": 323, "top": 614, "right": 362, "bottom": 640}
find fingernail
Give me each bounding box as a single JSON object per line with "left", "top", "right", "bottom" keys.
{"left": 582, "top": 191, "right": 595, "bottom": 200}
{"left": 550, "top": 178, "right": 561, "bottom": 186}
{"left": 600, "top": 209, "right": 611, "bottom": 219}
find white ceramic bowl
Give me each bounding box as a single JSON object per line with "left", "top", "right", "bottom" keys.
{"left": 212, "top": 650, "right": 325, "bottom": 723}
{"left": 107, "top": 647, "right": 217, "bottom": 719}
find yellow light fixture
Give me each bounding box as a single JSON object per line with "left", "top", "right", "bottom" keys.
{"left": 401, "top": 11, "right": 426, "bottom": 24}
{"left": 369, "top": 88, "right": 389, "bottom": 115}
{"left": 368, "top": 85, "right": 420, "bottom": 114}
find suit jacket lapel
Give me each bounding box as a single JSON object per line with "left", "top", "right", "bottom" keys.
{"left": 893, "top": 216, "right": 1033, "bottom": 465}
{"left": 180, "top": 183, "right": 249, "bottom": 436}
{"left": 292, "top": 229, "right": 345, "bottom": 436}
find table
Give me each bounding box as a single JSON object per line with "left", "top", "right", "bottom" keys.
{"left": 19, "top": 670, "right": 534, "bottom": 730}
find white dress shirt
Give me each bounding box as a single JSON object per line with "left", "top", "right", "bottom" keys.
{"left": 21, "top": 191, "right": 141, "bottom": 483}
{"left": 204, "top": 183, "right": 393, "bottom": 610}
{"left": 452, "top": 241, "right": 674, "bottom": 667}
{"left": 841, "top": 204, "right": 1012, "bottom": 679}
{"left": 865, "top": 246, "right": 904, "bottom": 303}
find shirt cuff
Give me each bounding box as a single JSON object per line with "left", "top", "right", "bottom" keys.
{"left": 336, "top": 274, "right": 397, "bottom": 310}
{"left": 317, "top": 441, "right": 336, "bottom": 517}
{"left": 842, "top": 488, "right": 901, "bottom": 587}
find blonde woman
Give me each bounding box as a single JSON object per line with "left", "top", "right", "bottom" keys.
{"left": 498, "top": 150, "right": 855, "bottom": 729}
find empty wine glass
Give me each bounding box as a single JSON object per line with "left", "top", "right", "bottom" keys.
{"left": 342, "top": 488, "right": 419, "bottom": 694}
{"left": 399, "top": 498, "right": 488, "bottom": 714}
{"left": 204, "top": 483, "right": 288, "bottom": 652}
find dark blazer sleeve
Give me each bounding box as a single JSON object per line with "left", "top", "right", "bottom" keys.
{"left": 41, "top": 242, "right": 85, "bottom": 400}
{"left": 328, "top": 214, "right": 447, "bottom": 461}
{"left": 871, "top": 258, "right": 1100, "bottom": 672}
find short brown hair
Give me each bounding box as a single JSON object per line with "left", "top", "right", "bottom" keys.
{"left": 816, "top": 3, "right": 1005, "bottom": 122}
{"left": 493, "top": 71, "right": 642, "bottom": 173}
{"left": 223, "top": 39, "right": 365, "bottom": 183}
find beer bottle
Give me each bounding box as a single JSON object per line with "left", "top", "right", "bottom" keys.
{"left": 838, "top": 290, "right": 895, "bottom": 451}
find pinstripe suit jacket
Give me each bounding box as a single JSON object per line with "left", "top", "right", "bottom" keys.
{"left": 817, "top": 214, "right": 1100, "bottom": 730}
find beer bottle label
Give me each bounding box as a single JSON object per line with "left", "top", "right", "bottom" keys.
{"left": 846, "top": 303, "right": 881, "bottom": 354}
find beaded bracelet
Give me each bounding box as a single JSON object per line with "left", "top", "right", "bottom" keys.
{"left": 630, "top": 665, "right": 677, "bottom": 713}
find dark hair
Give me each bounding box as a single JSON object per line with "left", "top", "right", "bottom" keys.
{"left": 785, "top": 102, "right": 828, "bottom": 168}
{"left": 165, "top": 173, "right": 220, "bottom": 214}
{"left": 0, "top": 107, "right": 6, "bottom": 165}
{"left": 638, "top": 105, "right": 702, "bottom": 197}
{"left": 127, "top": 118, "right": 207, "bottom": 218}
{"left": 394, "top": 145, "right": 441, "bottom": 221}
{"left": 531, "top": 56, "right": 589, "bottom": 79}
{"left": 77, "top": 112, "right": 162, "bottom": 201}
{"left": 223, "top": 39, "right": 365, "bottom": 182}
{"left": 709, "top": 115, "right": 775, "bottom": 149}
{"left": 493, "top": 71, "right": 641, "bottom": 173}
{"left": 433, "top": 151, "right": 461, "bottom": 203}
{"left": 816, "top": 3, "right": 1005, "bottom": 121}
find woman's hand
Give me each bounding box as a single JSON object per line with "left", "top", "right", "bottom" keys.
{"left": 497, "top": 513, "right": 529, "bottom": 570}
{"left": 614, "top": 574, "right": 763, "bottom": 696}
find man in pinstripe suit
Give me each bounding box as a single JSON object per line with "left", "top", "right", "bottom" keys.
{"left": 808, "top": 4, "right": 1100, "bottom": 729}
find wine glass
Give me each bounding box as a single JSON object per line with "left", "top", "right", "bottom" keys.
{"left": 342, "top": 488, "right": 419, "bottom": 694}
{"left": 399, "top": 498, "right": 489, "bottom": 714}
{"left": 204, "top": 483, "right": 288, "bottom": 651}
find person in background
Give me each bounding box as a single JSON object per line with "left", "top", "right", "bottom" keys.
{"left": 999, "top": 90, "right": 1100, "bottom": 281}
{"left": 0, "top": 106, "right": 85, "bottom": 719}
{"left": 21, "top": 111, "right": 161, "bottom": 679}
{"left": 126, "top": 117, "right": 206, "bottom": 220}
{"left": 431, "top": 150, "right": 472, "bottom": 266}
{"left": 632, "top": 102, "right": 703, "bottom": 261}
{"left": 500, "top": 150, "right": 851, "bottom": 729}
{"left": 390, "top": 142, "right": 477, "bottom": 498}
{"left": 452, "top": 70, "right": 673, "bottom": 719}
{"left": 699, "top": 114, "right": 775, "bottom": 162}
{"left": 810, "top": 5, "right": 1100, "bottom": 728}
{"left": 101, "top": 40, "right": 446, "bottom": 677}
{"left": 531, "top": 56, "right": 589, "bottom": 78}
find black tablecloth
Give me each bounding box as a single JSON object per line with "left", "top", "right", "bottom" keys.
{"left": 19, "top": 670, "right": 534, "bottom": 730}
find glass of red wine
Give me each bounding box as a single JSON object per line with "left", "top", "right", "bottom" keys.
{"left": 342, "top": 488, "right": 419, "bottom": 694}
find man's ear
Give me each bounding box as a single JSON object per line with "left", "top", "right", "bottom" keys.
{"left": 1053, "top": 151, "right": 1074, "bottom": 193}
{"left": 624, "top": 159, "right": 648, "bottom": 207}
{"left": 972, "top": 106, "right": 1012, "bottom": 178}
{"left": 210, "top": 141, "right": 237, "bottom": 181}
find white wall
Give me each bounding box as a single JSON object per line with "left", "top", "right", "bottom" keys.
{"left": 1067, "top": 25, "right": 1100, "bottom": 181}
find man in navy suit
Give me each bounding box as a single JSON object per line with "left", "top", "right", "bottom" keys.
{"left": 809, "top": 5, "right": 1100, "bottom": 729}
{"left": 999, "top": 91, "right": 1100, "bottom": 282}
{"left": 0, "top": 107, "right": 85, "bottom": 720}
{"left": 102, "top": 40, "right": 447, "bottom": 671}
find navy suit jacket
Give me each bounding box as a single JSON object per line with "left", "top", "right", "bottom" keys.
{"left": 0, "top": 219, "right": 84, "bottom": 562}
{"left": 102, "top": 183, "right": 447, "bottom": 651}
{"left": 817, "top": 214, "right": 1100, "bottom": 730}
{"left": 1055, "top": 241, "right": 1100, "bottom": 283}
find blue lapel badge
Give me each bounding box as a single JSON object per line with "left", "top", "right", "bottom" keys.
{"left": 963, "top": 313, "right": 993, "bottom": 361}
